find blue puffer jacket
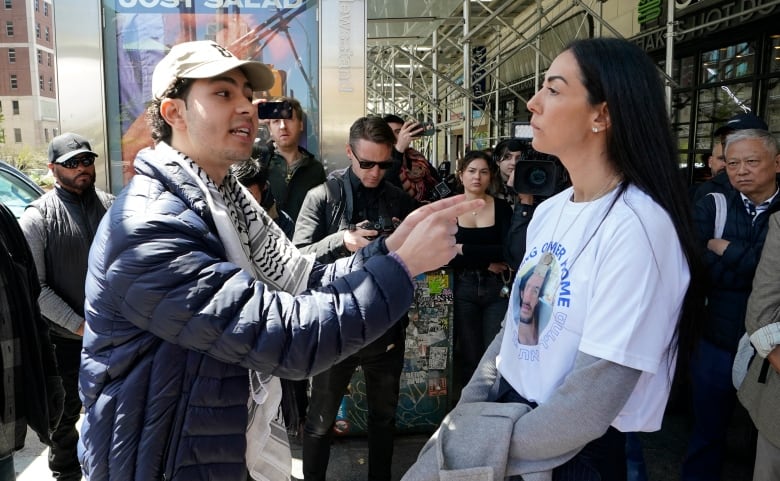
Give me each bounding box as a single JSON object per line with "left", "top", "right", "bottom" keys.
{"left": 78, "top": 147, "right": 414, "bottom": 481}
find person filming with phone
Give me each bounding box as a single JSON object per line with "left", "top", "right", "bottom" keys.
{"left": 383, "top": 114, "right": 440, "bottom": 202}
{"left": 262, "top": 96, "right": 326, "bottom": 221}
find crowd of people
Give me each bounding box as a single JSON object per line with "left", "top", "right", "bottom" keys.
{"left": 0, "top": 35, "right": 778, "bottom": 481}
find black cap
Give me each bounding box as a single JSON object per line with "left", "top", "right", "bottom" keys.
{"left": 713, "top": 113, "right": 768, "bottom": 137}
{"left": 48, "top": 132, "right": 98, "bottom": 164}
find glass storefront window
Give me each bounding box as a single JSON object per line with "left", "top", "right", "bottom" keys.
{"left": 771, "top": 35, "right": 780, "bottom": 73}
{"left": 103, "top": 1, "right": 320, "bottom": 184}
{"left": 673, "top": 56, "right": 695, "bottom": 88}
{"left": 700, "top": 42, "right": 755, "bottom": 84}
{"left": 696, "top": 82, "right": 752, "bottom": 146}
{"left": 765, "top": 77, "right": 780, "bottom": 134}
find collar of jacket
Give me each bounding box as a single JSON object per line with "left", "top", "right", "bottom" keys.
{"left": 134, "top": 143, "right": 212, "bottom": 221}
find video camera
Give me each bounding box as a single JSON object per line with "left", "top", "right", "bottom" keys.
{"left": 349, "top": 217, "right": 400, "bottom": 240}
{"left": 498, "top": 122, "right": 568, "bottom": 198}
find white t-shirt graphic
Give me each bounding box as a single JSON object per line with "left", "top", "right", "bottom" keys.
{"left": 497, "top": 184, "right": 690, "bottom": 432}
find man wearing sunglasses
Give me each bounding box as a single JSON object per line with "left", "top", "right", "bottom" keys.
{"left": 293, "top": 116, "right": 417, "bottom": 481}
{"left": 19, "top": 132, "right": 113, "bottom": 481}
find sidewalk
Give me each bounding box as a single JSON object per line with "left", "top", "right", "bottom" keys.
{"left": 14, "top": 410, "right": 754, "bottom": 480}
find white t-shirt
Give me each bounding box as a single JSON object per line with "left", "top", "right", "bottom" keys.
{"left": 496, "top": 184, "right": 690, "bottom": 432}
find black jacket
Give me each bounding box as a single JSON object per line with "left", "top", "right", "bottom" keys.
{"left": 694, "top": 188, "right": 780, "bottom": 351}
{"left": 267, "top": 147, "right": 326, "bottom": 221}
{"left": 293, "top": 168, "right": 417, "bottom": 264}
{"left": 23, "top": 185, "right": 113, "bottom": 340}
{"left": 691, "top": 170, "right": 732, "bottom": 205}
{"left": 0, "top": 203, "right": 64, "bottom": 452}
{"left": 293, "top": 168, "right": 417, "bottom": 352}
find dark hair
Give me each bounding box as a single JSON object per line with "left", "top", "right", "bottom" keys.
{"left": 382, "top": 114, "right": 405, "bottom": 125}
{"left": 272, "top": 95, "right": 304, "bottom": 122}
{"left": 456, "top": 150, "right": 497, "bottom": 193}
{"left": 232, "top": 156, "right": 267, "bottom": 189}
{"left": 567, "top": 37, "right": 704, "bottom": 377}
{"left": 146, "top": 78, "right": 193, "bottom": 144}
{"left": 349, "top": 116, "right": 396, "bottom": 148}
{"left": 495, "top": 139, "right": 524, "bottom": 159}
{"left": 517, "top": 265, "right": 552, "bottom": 322}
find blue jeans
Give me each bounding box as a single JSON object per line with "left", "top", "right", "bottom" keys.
{"left": 681, "top": 339, "right": 737, "bottom": 481}
{"left": 453, "top": 269, "right": 508, "bottom": 386}
{"left": 496, "top": 378, "right": 627, "bottom": 481}
{"left": 302, "top": 338, "right": 405, "bottom": 481}
{"left": 625, "top": 432, "right": 648, "bottom": 481}
{"left": 0, "top": 454, "right": 15, "bottom": 481}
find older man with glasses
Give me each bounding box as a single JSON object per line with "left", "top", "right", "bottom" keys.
{"left": 293, "top": 116, "right": 418, "bottom": 481}
{"left": 19, "top": 132, "right": 114, "bottom": 481}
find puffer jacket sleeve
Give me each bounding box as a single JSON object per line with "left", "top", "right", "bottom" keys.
{"left": 84, "top": 184, "right": 414, "bottom": 382}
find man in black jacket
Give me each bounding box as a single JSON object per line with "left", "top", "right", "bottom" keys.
{"left": 0, "top": 202, "right": 64, "bottom": 479}
{"left": 294, "top": 116, "right": 417, "bottom": 481}
{"left": 19, "top": 133, "right": 113, "bottom": 481}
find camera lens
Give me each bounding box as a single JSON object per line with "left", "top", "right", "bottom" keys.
{"left": 526, "top": 167, "right": 548, "bottom": 187}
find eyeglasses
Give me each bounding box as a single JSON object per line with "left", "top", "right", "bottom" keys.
{"left": 58, "top": 155, "right": 95, "bottom": 169}
{"left": 350, "top": 147, "right": 392, "bottom": 170}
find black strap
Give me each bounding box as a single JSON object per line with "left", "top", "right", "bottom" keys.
{"left": 758, "top": 358, "right": 770, "bottom": 384}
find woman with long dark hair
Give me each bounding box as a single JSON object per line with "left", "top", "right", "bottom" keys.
{"left": 403, "top": 37, "right": 704, "bottom": 481}
{"left": 449, "top": 150, "right": 513, "bottom": 391}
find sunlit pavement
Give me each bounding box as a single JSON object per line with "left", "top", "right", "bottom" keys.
{"left": 14, "top": 409, "right": 754, "bottom": 481}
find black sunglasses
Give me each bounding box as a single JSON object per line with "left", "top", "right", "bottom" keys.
{"left": 59, "top": 155, "right": 95, "bottom": 169}
{"left": 350, "top": 146, "right": 392, "bottom": 170}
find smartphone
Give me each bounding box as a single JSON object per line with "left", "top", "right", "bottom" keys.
{"left": 257, "top": 100, "right": 293, "bottom": 119}
{"left": 411, "top": 120, "right": 436, "bottom": 138}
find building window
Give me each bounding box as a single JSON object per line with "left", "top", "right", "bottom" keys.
{"left": 34, "top": 0, "right": 38, "bottom": 11}
{"left": 6, "top": 21, "right": 13, "bottom": 36}
{"left": 36, "top": 23, "right": 40, "bottom": 38}
{"left": 13, "top": 128, "right": 21, "bottom": 143}
{"left": 10, "top": 74, "right": 17, "bottom": 89}
{"left": 39, "top": 75, "right": 43, "bottom": 90}
{"left": 37, "top": 49, "right": 41, "bottom": 64}
{"left": 44, "top": 128, "right": 49, "bottom": 142}
{"left": 4, "top": 0, "right": 11, "bottom": 9}
{"left": 45, "top": 26, "right": 49, "bottom": 41}
{"left": 48, "top": 77, "right": 52, "bottom": 91}
{"left": 44, "top": 3, "right": 48, "bottom": 16}
{"left": 11, "top": 100, "right": 18, "bottom": 115}
{"left": 47, "top": 52, "right": 51, "bottom": 66}
{"left": 8, "top": 48, "right": 15, "bottom": 63}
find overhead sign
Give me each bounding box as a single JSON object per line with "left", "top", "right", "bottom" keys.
{"left": 635, "top": 0, "right": 780, "bottom": 51}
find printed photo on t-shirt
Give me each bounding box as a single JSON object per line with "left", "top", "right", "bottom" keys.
{"left": 511, "top": 251, "right": 557, "bottom": 346}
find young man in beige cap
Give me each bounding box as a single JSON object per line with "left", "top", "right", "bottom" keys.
{"left": 77, "top": 40, "right": 481, "bottom": 481}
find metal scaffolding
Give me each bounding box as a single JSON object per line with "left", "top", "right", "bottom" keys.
{"left": 366, "top": 0, "right": 780, "bottom": 163}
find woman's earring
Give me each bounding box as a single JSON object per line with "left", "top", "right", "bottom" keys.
{"left": 592, "top": 127, "right": 599, "bottom": 133}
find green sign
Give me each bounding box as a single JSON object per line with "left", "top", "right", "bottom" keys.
{"left": 638, "top": 0, "right": 663, "bottom": 24}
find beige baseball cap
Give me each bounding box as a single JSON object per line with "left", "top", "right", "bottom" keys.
{"left": 152, "top": 40, "right": 275, "bottom": 99}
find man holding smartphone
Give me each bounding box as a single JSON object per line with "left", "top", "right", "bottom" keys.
{"left": 263, "top": 96, "right": 326, "bottom": 220}
{"left": 382, "top": 114, "right": 440, "bottom": 202}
